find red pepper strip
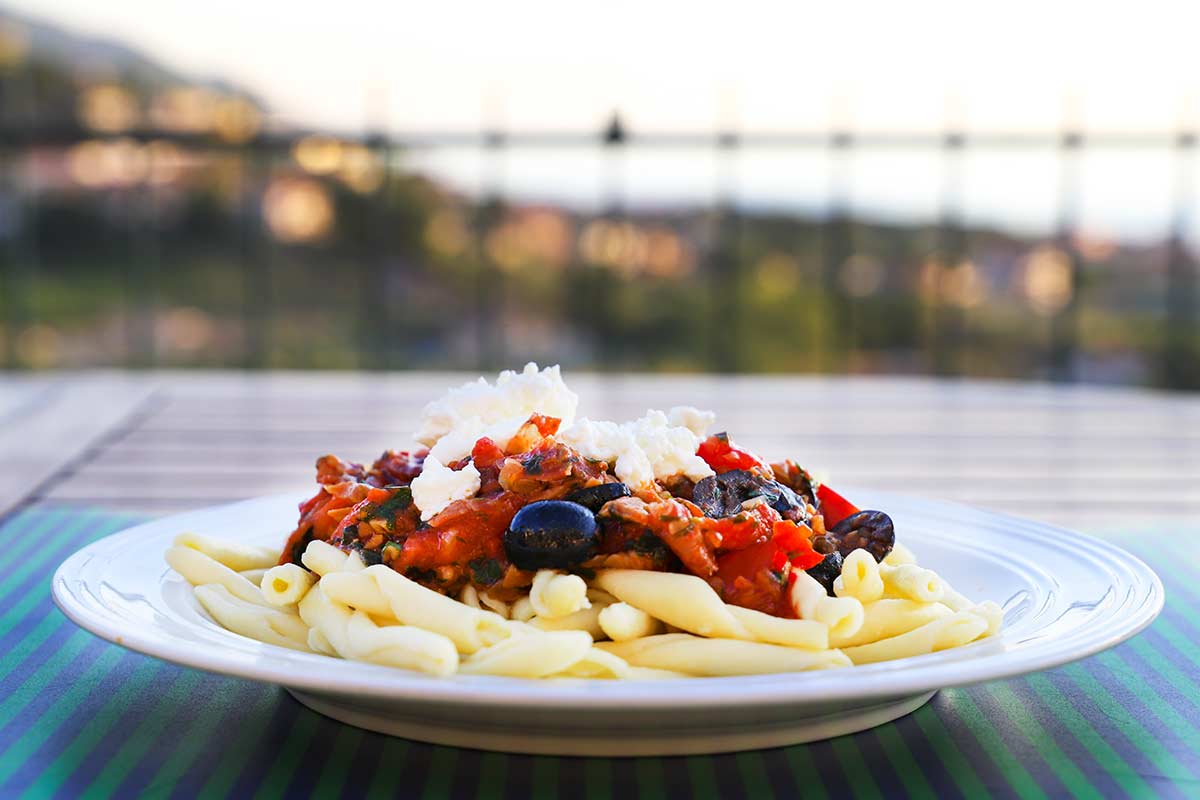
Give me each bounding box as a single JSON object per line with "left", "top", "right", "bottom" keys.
{"left": 697, "top": 433, "right": 764, "bottom": 473}
{"left": 772, "top": 520, "right": 824, "bottom": 570}
{"left": 816, "top": 484, "right": 860, "bottom": 530}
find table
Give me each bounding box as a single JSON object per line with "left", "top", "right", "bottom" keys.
{"left": 4, "top": 371, "right": 1198, "bottom": 798}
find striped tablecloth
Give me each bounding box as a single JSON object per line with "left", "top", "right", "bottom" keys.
{"left": 4, "top": 372, "right": 1200, "bottom": 797}
{"left": 10, "top": 506, "right": 1196, "bottom": 798}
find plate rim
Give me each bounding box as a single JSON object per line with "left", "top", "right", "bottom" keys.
{"left": 52, "top": 491, "right": 1164, "bottom": 709}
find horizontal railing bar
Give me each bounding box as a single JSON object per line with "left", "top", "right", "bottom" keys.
{"left": 0, "top": 128, "right": 1196, "bottom": 151}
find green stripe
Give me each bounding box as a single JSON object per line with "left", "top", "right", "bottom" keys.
{"left": 684, "top": 756, "right": 719, "bottom": 800}
{"left": 0, "top": 646, "right": 126, "bottom": 787}
{"left": 831, "top": 736, "right": 880, "bottom": 798}
{"left": 532, "top": 756, "right": 558, "bottom": 800}
{"left": 476, "top": 752, "right": 507, "bottom": 800}
{"left": 420, "top": 746, "right": 458, "bottom": 799}
{"left": 82, "top": 670, "right": 208, "bottom": 798}
{"left": 143, "top": 681, "right": 269, "bottom": 797}
{"left": 1128, "top": 632, "right": 1200, "bottom": 719}
{"left": 634, "top": 758, "right": 667, "bottom": 799}
{"left": 17, "top": 659, "right": 166, "bottom": 797}
{"left": 312, "top": 724, "right": 364, "bottom": 797}
{"left": 0, "top": 629, "right": 93, "bottom": 731}
{"left": 985, "top": 683, "right": 1099, "bottom": 799}
{"left": 781, "top": 745, "right": 828, "bottom": 799}
{"left": 736, "top": 752, "right": 775, "bottom": 799}
{"left": 1024, "top": 673, "right": 1152, "bottom": 796}
{"left": 1062, "top": 658, "right": 1192, "bottom": 782}
{"left": 249, "top": 706, "right": 322, "bottom": 799}
{"left": 910, "top": 705, "right": 990, "bottom": 798}
{"left": 1098, "top": 642, "right": 1200, "bottom": 765}
{"left": 873, "top": 724, "right": 936, "bottom": 799}
{"left": 0, "top": 509, "right": 79, "bottom": 575}
{"left": 363, "top": 738, "right": 412, "bottom": 797}
{"left": 938, "top": 690, "right": 1046, "bottom": 800}
{"left": 584, "top": 758, "right": 612, "bottom": 800}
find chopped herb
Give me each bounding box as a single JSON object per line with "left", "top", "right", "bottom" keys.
{"left": 381, "top": 541, "right": 403, "bottom": 560}
{"left": 468, "top": 558, "right": 503, "bottom": 585}
{"left": 405, "top": 567, "right": 439, "bottom": 584}
{"left": 367, "top": 487, "right": 414, "bottom": 525}
{"left": 628, "top": 533, "right": 666, "bottom": 555}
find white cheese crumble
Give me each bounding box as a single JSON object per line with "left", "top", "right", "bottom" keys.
{"left": 560, "top": 410, "right": 714, "bottom": 489}
{"left": 666, "top": 405, "right": 716, "bottom": 438}
{"left": 415, "top": 363, "right": 579, "bottom": 462}
{"left": 409, "top": 455, "right": 482, "bottom": 521}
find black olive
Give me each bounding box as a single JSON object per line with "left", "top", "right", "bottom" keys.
{"left": 765, "top": 482, "right": 809, "bottom": 523}
{"left": 693, "top": 470, "right": 762, "bottom": 517}
{"left": 566, "top": 482, "right": 631, "bottom": 513}
{"left": 828, "top": 510, "right": 895, "bottom": 562}
{"left": 504, "top": 500, "right": 600, "bottom": 571}
{"left": 693, "top": 470, "right": 808, "bottom": 521}
{"left": 810, "top": 534, "right": 837, "bottom": 555}
{"left": 806, "top": 552, "right": 843, "bottom": 595}
{"left": 806, "top": 554, "right": 844, "bottom": 597}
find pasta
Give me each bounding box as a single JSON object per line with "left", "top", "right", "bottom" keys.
{"left": 789, "top": 571, "right": 865, "bottom": 640}
{"left": 174, "top": 532, "right": 278, "bottom": 572}
{"left": 260, "top": 563, "right": 315, "bottom": 607}
{"left": 166, "top": 367, "right": 1003, "bottom": 680}
{"left": 194, "top": 584, "right": 311, "bottom": 651}
{"left": 597, "top": 602, "right": 663, "bottom": 642}
{"left": 166, "top": 545, "right": 270, "bottom": 607}
{"left": 840, "top": 610, "right": 990, "bottom": 665}
{"left": 597, "top": 634, "right": 852, "bottom": 676}
{"left": 529, "top": 570, "right": 590, "bottom": 619}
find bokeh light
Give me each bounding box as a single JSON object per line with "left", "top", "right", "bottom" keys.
{"left": 262, "top": 177, "right": 335, "bottom": 243}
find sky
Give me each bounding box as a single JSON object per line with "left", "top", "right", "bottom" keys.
{"left": 11, "top": 0, "right": 1200, "bottom": 135}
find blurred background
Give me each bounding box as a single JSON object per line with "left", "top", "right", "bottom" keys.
{"left": 1, "top": 1, "right": 1199, "bottom": 387}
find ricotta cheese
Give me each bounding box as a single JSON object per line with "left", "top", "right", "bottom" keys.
{"left": 561, "top": 410, "right": 715, "bottom": 488}
{"left": 409, "top": 455, "right": 482, "bottom": 521}
{"left": 415, "top": 363, "right": 579, "bottom": 462}
{"left": 666, "top": 405, "right": 716, "bottom": 438}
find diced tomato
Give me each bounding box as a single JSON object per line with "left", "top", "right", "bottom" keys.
{"left": 397, "top": 492, "right": 523, "bottom": 571}
{"left": 817, "top": 484, "right": 860, "bottom": 529}
{"left": 711, "top": 518, "right": 821, "bottom": 614}
{"left": 697, "top": 433, "right": 764, "bottom": 473}
{"left": 772, "top": 520, "right": 823, "bottom": 570}
{"left": 712, "top": 502, "right": 779, "bottom": 551}
{"left": 471, "top": 437, "right": 507, "bottom": 470}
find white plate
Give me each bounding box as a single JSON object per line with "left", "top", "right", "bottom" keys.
{"left": 52, "top": 490, "right": 1163, "bottom": 756}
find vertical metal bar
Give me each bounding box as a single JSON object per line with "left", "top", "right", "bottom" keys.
{"left": 1, "top": 61, "right": 38, "bottom": 369}
{"left": 822, "top": 128, "right": 853, "bottom": 372}
{"left": 932, "top": 125, "right": 968, "bottom": 377}
{"left": 472, "top": 129, "right": 506, "bottom": 370}
{"left": 357, "top": 131, "right": 389, "bottom": 370}
{"left": 1164, "top": 128, "right": 1197, "bottom": 389}
{"left": 1049, "top": 125, "right": 1084, "bottom": 382}
{"left": 708, "top": 127, "right": 741, "bottom": 373}
{"left": 240, "top": 139, "right": 269, "bottom": 368}
{"left": 597, "top": 113, "right": 626, "bottom": 371}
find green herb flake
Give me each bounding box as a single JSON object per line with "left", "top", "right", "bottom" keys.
{"left": 469, "top": 558, "right": 503, "bottom": 585}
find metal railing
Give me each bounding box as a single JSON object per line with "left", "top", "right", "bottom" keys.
{"left": 1, "top": 114, "right": 1197, "bottom": 386}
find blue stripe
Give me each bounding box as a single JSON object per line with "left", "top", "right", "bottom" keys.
{"left": 926, "top": 693, "right": 1023, "bottom": 798}
{"left": 226, "top": 689, "right": 305, "bottom": 797}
